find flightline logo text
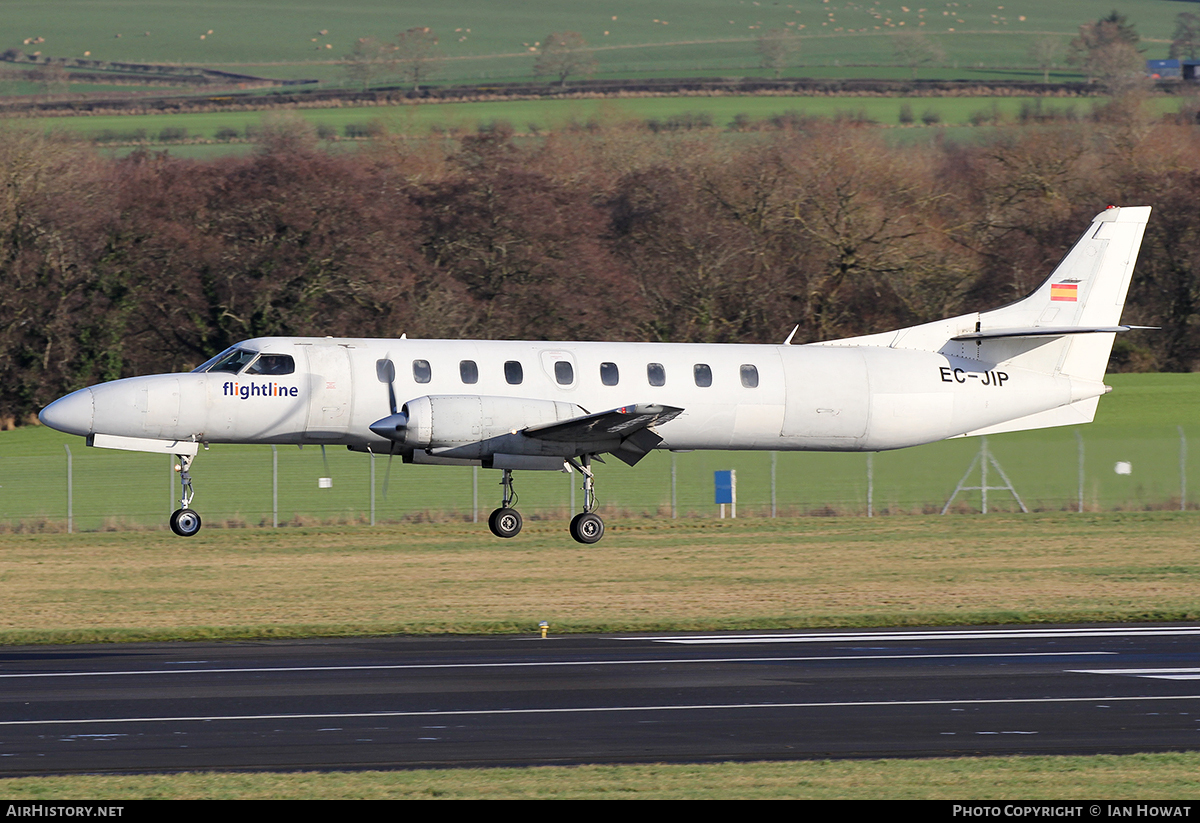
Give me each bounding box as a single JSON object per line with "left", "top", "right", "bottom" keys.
{"left": 222, "top": 381, "right": 299, "bottom": 400}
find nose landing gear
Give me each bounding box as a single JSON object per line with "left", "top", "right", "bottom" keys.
{"left": 170, "top": 453, "right": 202, "bottom": 537}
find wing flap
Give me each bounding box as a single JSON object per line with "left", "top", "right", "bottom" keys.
{"left": 523, "top": 403, "right": 683, "bottom": 444}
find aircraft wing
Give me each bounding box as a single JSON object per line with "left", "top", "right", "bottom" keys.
{"left": 523, "top": 403, "right": 684, "bottom": 466}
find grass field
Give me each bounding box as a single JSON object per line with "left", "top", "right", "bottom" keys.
{"left": 1, "top": 0, "right": 1191, "bottom": 89}
{"left": 2, "top": 753, "right": 1200, "bottom": 798}
{"left": 22, "top": 93, "right": 1190, "bottom": 148}
{"left": 0, "top": 511, "right": 1196, "bottom": 644}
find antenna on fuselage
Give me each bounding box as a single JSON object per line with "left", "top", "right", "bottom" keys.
{"left": 783, "top": 325, "right": 799, "bottom": 345}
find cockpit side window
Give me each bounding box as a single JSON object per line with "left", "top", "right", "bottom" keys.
{"left": 246, "top": 354, "right": 296, "bottom": 376}
{"left": 197, "top": 348, "right": 259, "bottom": 374}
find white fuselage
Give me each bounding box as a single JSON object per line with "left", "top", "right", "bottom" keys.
{"left": 45, "top": 336, "right": 1105, "bottom": 460}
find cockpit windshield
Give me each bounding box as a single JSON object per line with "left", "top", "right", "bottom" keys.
{"left": 245, "top": 354, "right": 295, "bottom": 375}
{"left": 192, "top": 348, "right": 296, "bottom": 375}
{"left": 195, "top": 348, "right": 259, "bottom": 374}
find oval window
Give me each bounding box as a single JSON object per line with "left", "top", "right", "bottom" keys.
{"left": 740, "top": 364, "right": 759, "bottom": 388}
{"left": 375, "top": 359, "right": 395, "bottom": 384}
{"left": 554, "top": 360, "right": 574, "bottom": 385}
{"left": 600, "top": 362, "right": 619, "bottom": 386}
{"left": 412, "top": 360, "right": 431, "bottom": 384}
{"left": 460, "top": 360, "right": 478, "bottom": 385}
{"left": 694, "top": 364, "right": 712, "bottom": 387}
{"left": 505, "top": 361, "right": 523, "bottom": 385}
{"left": 647, "top": 363, "right": 666, "bottom": 387}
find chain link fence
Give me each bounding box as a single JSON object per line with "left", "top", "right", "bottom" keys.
{"left": 1, "top": 424, "right": 1194, "bottom": 533}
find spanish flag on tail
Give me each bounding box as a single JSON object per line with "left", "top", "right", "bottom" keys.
{"left": 1050, "top": 282, "right": 1078, "bottom": 302}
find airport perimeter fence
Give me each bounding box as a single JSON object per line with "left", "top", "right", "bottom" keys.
{"left": 0, "top": 423, "right": 1196, "bottom": 533}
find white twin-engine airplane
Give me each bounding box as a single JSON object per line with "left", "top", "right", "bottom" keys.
{"left": 39, "top": 206, "right": 1152, "bottom": 542}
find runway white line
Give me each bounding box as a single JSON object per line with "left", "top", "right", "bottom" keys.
{"left": 0, "top": 651, "right": 1115, "bottom": 679}
{"left": 1070, "top": 668, "right": 1200, "bottom": 680}
{"left": 634, "top": 627, "right": 1200, "bottom": 644}
{"left": 4, "top": 693, "right": 1200, "bottom": 728}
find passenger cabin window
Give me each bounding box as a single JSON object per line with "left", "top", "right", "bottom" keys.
{"left": 460, "top": 360, "right": 478, "bottom": 384}
{"left": 740, "top": 364, "right": 759, "bottom": 388}
{"left": 199, "top": 348, "right": 258, "bottom": 374}
{"left": 694, "top": 364, "right": 712, "bottom": 388}
{"left": 505, "top": 361, "right": 523, "bottom": 385}
{"left": 600, "top": 362, "right": 619, "bottom": 386}
{"left": 246, "top": 354, "right": 295, "bottom": 376}
{"left": 412, "top": 359, "right": 431, "bottom": 384}
{"left": 647, "top": 363, "right": 666, "bottom": 387}
{"left": 554, "top": 360, "right": 574, "bottom": 386}
{"left": 376, "top": 359, "right": 395, "bottom": 384}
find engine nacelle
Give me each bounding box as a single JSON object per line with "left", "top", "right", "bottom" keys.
{"left": 394, "top": 395, "right": 585, "bottom": 449}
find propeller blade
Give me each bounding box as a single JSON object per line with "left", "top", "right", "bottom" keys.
{"left": 376, "top": 355, "right": 398, "bottom": 415}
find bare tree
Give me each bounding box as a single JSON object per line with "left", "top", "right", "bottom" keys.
{"left": 1170, "top": 12, "right": 1200, "bottom": 60}
{"left": 1068, "top": 11, "right": 1142, "bottom": 87}
{"left": 756, "top": 28, "right": 800, "bottom": 79}
{"left": 395, "top": 27, "right": 441, "bottom": 91}
{"left": 533, "top": 32, "right": 597, "bottom": 87}
{"left": 343, "top": 37, "right": 395, "bottom": 91}
{"left": 892, "top": 31, "right": 945, "bottom": 80}
{"left": 1027, "top": 36, "right": 1063, "bottom": 84}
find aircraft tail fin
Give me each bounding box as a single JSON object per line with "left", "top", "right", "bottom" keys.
{"left": 968, "top": 205, "right": 1151, "bottom": 383}
{"left": 981, "top": 205, "right": 1150, "bottom": 334}
{"left": 820, "top": 206, "right": 1151, "bottom": 386}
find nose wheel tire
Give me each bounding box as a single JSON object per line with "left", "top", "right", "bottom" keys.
{"left": 569, "top": 512, "right": 605, "bottom": 544}
{"left": 488, "top": 507, "right": 523, "bottom": 538}
{"left": 169, "top": 508, "right": 202, "bottom": 537}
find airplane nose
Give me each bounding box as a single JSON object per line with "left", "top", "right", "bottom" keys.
{"left": 38, "top": 388, "right": 94, "bottom": 436}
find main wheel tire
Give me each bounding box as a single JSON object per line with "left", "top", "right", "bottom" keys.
{"left": 169, "top": 508, "right": 202, "bottom": 537}
{"left": 488, "top": 507, "right": 523, "bottom": 538}
{"left": 569, "top": 512, "right": 605, "bottom": 544}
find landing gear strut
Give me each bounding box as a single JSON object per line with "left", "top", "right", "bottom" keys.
{"left": 568, "top": 455, "right": 605, "bottom": 544}
{"left": 487, "top": 468, "right": 522, "bottom": 538}
{"left": 170, "top": 453, "right": 202, "bottom": 537}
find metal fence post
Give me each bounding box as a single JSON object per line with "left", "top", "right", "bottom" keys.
{"left": 64, "top": 444, "right": 72, "bottom": 534}
{"left": 671, "top": 452, "right": 677, "bottom": 519}
{"left": 771, "top": 451, "right": 778, "bottom": 518}
{"left": 1181, "top": 426, "right": 1188, "bottom": 512}
{"left": 867, "top": 452, "right": 873, "bottom": 518}
{"left": 1076, "top": 430, "right": 1084, "bottom": 513}
{"left": 272, "top": 445, "right": 279, "bottom": 528}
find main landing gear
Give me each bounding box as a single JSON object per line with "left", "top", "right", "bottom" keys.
{"left": 568, "top": 455, "right": 604, "bottom": 545}
{"left": 487, "top": 469, "right": 523, "bottom": 539}
{"left": 485, "top": 457, "right": 606, "bottom": 544}
{"left": 169, "top": 453, "right": 202, "bottom": 537}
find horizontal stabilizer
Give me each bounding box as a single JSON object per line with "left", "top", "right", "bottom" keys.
{"left": 523, "top": 403, "right": 683, "bottom": 443}
{"left": 951, "top": 325, "right": 1157, "bottom": 341}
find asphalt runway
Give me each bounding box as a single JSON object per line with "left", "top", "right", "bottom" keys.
{"left": 1, "top": 624, "right": 1200, "bottom": 774}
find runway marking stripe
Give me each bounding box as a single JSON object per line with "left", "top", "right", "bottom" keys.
{"left": 634, "top": 627, "right": 1200, "bottom": 644}
{"left": 0, "top": 652, "right": 1114, "bottom": 679}
{"left": 4, "top": 693, "right": 1200, "bottom": 728}
{"left": 1070, "top": 668, "right": 1200, "bottom": 680}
